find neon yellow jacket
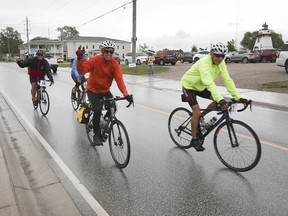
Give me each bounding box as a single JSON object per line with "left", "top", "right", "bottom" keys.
{"left": 180, "top": 54, "right": 241, "bottom": 102}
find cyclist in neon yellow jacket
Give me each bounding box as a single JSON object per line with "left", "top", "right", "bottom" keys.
{"left": 181, "top": 42, "right": 249, "bottom": 152}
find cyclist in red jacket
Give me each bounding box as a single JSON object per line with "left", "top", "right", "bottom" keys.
{"left": 16, "top": 49, "right": 54, "bottom": 106}
{"left": 76, "top": 40, "right": 133, "bottom": 146}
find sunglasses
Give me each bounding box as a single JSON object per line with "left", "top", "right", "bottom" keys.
{"left": 104, "top": 49, "right": 114, "bottom": 54}
{"left": 37, "top": 54, "right": 44, "bottom": 56}
{"left": 214, "top": 53, "right": 225, "bottom": 59}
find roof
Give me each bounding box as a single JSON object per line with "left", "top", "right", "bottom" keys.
{"left": 64, "top": 36, "right": 130, "bottom": 44}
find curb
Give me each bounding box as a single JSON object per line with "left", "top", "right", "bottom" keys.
{"left": 0, "top": 94, "right": 81, "bottom": 216}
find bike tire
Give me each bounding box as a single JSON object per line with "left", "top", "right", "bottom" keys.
{"left": 213, "top": 120, "right": 261, "bottom": 172}
{"left": 109, "top": 119, "right": 131, "bottom": 168}
{"left": 71, "top": 89, "right": 80, "bottom": 110}
{"left": 85, "top": 110, "right": 95, "bottom": 146}
{"left": 33, "top": 91, "right": 39, "bottom": 110}
{"left": 39, "top": 90, "right": 50, "bottom": 116}
{"left": 168, "top": 107, "right": 193, "bottom": 149}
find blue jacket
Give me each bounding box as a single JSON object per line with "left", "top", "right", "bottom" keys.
{"left": 71, "top": 58, "right": 86, "bottom": 79}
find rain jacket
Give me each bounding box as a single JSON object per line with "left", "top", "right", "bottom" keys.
{"left": 77, "top": 54, "right": 128, "bottom": 96}
{"left": 17, "top": 57, "right": 53, "bottom": 79}
{"left": 181, "top": 54, "right": 241, "bottom": 102}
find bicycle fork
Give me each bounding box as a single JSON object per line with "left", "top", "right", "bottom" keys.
{"left": 226, "top": 119, "right": 239, "bottom": 148}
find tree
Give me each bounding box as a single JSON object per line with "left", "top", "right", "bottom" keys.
{"left": 139, "top": 43, "right": 148, "bottom": 52}
{"left": 240, "top": 31, "right": 284, "bottom": 50}
{"left": 31, "top": 36, "right": 49, "bottom": 41}
{"left": 227, "top": 39, "right": 236, "bottom": 52}
{"left": 56, "top": 26, "right": 79, "bottom": 41}
{"left": 191, "top": 45, "right": 197, "bottom": 52}
{"left": 0, "top": 27, "right": 23, "bottom": 55}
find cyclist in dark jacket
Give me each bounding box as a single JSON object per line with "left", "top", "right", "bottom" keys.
{"left": 16, "top": 49, "right": 54, "bottom": 106}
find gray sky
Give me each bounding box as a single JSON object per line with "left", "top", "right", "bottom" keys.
{"left": 1, "top": 0, "right": 287, "bottom": 51}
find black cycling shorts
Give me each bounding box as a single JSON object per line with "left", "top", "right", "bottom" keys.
{"left": 29, "top": 75, "right": 44, "bottom": 84}
{"left": 182, "top": 87, "right": 212, "bottom": 107}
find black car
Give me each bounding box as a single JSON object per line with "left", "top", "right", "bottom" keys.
{"left": 179, "top": 52, "right": 194, "bottom": 63}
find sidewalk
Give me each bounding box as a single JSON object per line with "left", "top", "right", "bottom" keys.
{"left": 0, "top": 94, "right": 81, "bottom": 216}
{"left": 0, "top": 75, "right": 287, "bottom": 216}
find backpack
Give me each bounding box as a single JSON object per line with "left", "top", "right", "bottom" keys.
{"left": 77, "top": 105, "right": 90, "bottom": 124}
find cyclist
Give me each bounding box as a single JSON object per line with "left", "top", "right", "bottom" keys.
{"left": 76, "top": 40, "right": 133, "bottom": 146}
{"left": 71, "top": 52, "right": 88, "bottom": 100}
{"left": 16, "top": 49, "right": 54, "bottom": 106}
{"left": 180, "top": 42, "right": 248, "bottom": 152}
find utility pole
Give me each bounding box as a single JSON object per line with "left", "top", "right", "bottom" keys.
{"left": 26, "top": 16, "right": 31, "bottom": 54}
{"left": 131, "top": 0, "right": 137, "bottom": 64}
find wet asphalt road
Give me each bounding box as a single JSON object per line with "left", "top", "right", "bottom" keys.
{"left": 0, "top": 62, "right": 288, "bottom": 216}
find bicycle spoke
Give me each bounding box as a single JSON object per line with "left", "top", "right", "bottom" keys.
{"left": 214, "top": 120, "right": 261, "bottom": 172}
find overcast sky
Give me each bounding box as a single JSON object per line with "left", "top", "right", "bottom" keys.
{"left": 1, "top": 0, "right": 287, "bottom": 51}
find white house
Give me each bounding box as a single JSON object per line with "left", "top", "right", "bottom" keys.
{"left": 19, "top": 36, "right": 131, "bottom": 61}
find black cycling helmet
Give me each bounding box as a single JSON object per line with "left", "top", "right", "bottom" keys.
{"left": 36, "top": 49, "right": 45, "bottom": 56}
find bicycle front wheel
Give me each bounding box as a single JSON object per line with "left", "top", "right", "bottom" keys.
{"left": 39, "top": 90, "right": 50, "bottom": 116}
{"left": 168, "top": 107, "right": 192, "bottom": 149}
{"left": 71, "top": 89, "right": 80, "bottom": 110}
{"left": 109, "top": 120, "right": 130, "bottom": 168}
{"left": 214, "top": 120, "right": 261, "bottom": 172}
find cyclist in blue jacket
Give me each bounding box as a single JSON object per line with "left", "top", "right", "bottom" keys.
{"left": 71, "top": 55, "right": 88, "bottom": 99}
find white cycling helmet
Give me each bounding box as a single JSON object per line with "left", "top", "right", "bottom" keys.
{"left": 101, "top": 40, "right": 116, "bottom": 49}
{"left": 210, "top": 42, "right": 228, "bottom": 55}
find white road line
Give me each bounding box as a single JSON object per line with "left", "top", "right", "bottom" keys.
{"left": 0, "top": 88, "right": 109, "bottom": 216}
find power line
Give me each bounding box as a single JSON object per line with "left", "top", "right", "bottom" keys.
{"left": 76, "top": 1, "right": 133, "bottom": 28}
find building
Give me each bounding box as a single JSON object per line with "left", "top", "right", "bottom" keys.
{"left": 254, "top": 22, "right": 274, "bottom": 50}
{"left": 19, "top": 36, "right": 131, "bottom": 61}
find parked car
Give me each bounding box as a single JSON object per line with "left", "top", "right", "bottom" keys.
{"left": 57, "top": 57, "right": 64, "bottom": 63}
{"left": 192, "top": 50, "right": 230, "bottom": 63}
{"left": 179, "top": 52, "right": 194, "bottom": 63}
{"left": 192, "top": 50, "right": 210, "bottom": 63}
{"left": 125, "top": 52, "right": 147, "bottom": 65}
{"left": 154, "top": 50, "right": 178, "bottom": 66}
{"left": 229, "top": 50, "right": 260, "bottom": 63}
{"left": 256, "top": 49, "right": 278, "bottom": 63}
{"left": 276, "top": 43, "right": 288, "bottom": 73}
{"left": 113, "top": 52, "right": 121, "bottom": 64}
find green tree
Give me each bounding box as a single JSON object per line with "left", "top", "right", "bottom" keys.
{"left": 191, "top": 45, "right": 197, "bottom": 52}
{"left": 31, "top": 36, "right": 49, "bottom": 41}
{"left": 0, "top": 27, "right": 23, "bottom": 55}
{"left": 240, "top": 31, "right": 284, "bottom": 50}
{"left": 227, "top": 39, "right": 236, "bottom": 52}
{"left": 271, "top": 32, "right": 284, "bottom": 49}
{"left": 139, "top": 43, "right": 148, "bottom": 52}
{"left": 56, "top": 26, "right": 79, "bottom": 41}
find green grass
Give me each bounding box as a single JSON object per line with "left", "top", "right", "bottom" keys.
{"left": 59, "top": 62, "right": 170, "bottom": 75}
{"left": 262, "top": 81, "right": 288, "bottom": 89}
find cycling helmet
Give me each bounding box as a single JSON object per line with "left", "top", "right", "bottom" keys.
{"left": 100, "top": 40, "right": 116, "bottom": 49}
{"left": 210, "top": 43, "right": 228, "bottom": 55}
{"left": 36, "top": 49, "right": 45, "bottom": 55}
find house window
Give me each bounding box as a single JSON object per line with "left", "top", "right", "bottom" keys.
{"left": 93, "top": 45, "right": 95, "bottom": 49}
{"left": 86, "top": 45, "right": 88, "bottom": 49}
{"left": 117, "top": 45, "right": 119, "bottom": 49}
{"left": 122, "top": 46, "right": 125, "bottom": 49}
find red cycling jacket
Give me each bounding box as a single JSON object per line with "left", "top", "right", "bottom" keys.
{"left": 77, "top": 54, "right": 128, "bottom": 96}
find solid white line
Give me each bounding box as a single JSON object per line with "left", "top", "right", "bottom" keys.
{"left": 0, "top": 88, "right": 109, "bottom": 216}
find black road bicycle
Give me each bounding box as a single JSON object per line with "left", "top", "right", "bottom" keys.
{"left": 168, "top": 96, "right": 261, "bottom": 172}
{"left": 85, "top": 96, "right": 134, "bottom": 168}
{"left": 33, "top": 79, "right": 53, "bottom": 116}
{"left": 71, "top": 82, "right": 87, "bottom": 110}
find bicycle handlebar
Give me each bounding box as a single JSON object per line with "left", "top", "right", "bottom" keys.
{"left": 228, "top": 99, "right": 252, "bottom": 112}
{"left": 115, "top": 95, "right": 134, "bottom": 108}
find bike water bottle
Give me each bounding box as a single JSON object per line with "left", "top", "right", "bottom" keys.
{"left": 205, "top": 116, "right": 217, "bottom": 131}
{"left": 199, "top": 116, "right": 206, "bottom": 134}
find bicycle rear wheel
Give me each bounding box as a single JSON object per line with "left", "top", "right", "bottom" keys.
{"left": 71, "top": 89, "right": 80, "bottom": 110}
{"left": 109, "top": 120, "right": 130, "bottom": 168}
{"left": 168, "top": 107, "right": 192, "bottom": 149}
{"left": 39, "top": 90, "right": 50, "bottom": 115}
{"left": 33, "top": 91, "right": 39, "bottom": 110}
{"left": 214, "top": 120, "right": 261, "bottom": 172}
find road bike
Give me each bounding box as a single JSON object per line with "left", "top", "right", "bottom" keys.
{"left": 71, "top": 81, "right": 87, "bottom": 110}
{"left": 85, "top": 96, "right": 134, "bottom": 168}
{"left": 33, "top": 79, "right": 52, "bottom": 116}
{"left": 168, "top": 96, "right": 261, "bottom": 172}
